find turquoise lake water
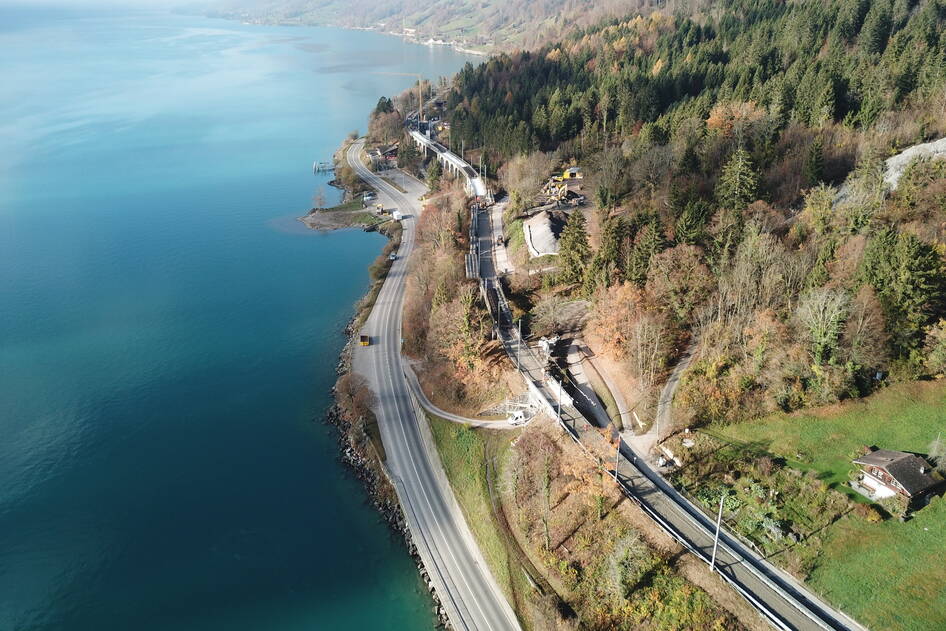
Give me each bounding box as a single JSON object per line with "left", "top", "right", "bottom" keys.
{"left": 0, "top": 6, "right": 473, "bottom": 630}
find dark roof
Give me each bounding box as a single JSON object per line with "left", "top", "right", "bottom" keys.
{"left": 854, "top": 449, "right": 938, "bottom": 496}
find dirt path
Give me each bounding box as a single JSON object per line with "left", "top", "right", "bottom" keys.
{"left": 654, "top": 344, "right": 695, "bottom": 442}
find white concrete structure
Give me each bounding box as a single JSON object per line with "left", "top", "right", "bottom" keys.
{"left": 409, "top": 130, "right": 489, "bottom": 198}
{"left": 523, "top": 211, "right": 559, "bottom": 257}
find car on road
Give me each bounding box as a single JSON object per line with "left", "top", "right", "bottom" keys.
{"left": 388, "top": 253, "right": 397, "bottom": 261}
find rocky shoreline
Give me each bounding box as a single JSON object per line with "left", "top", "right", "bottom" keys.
{"left": 325, "top": 319, "right": 452, "bottom": 630}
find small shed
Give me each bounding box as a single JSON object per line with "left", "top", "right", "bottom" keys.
{"left": 852, "top": 449, "right": 939, "bottom": 502}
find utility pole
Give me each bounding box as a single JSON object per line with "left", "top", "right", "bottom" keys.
{"left": 710, "top": 493, "right": 724, "bottom": 573}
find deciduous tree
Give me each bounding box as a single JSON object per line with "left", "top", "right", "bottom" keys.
{"left": 796, "top": 287, "right": 851, "bottom": 365}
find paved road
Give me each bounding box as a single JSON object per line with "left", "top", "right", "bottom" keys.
{"left": 402, "top": 361, "right": 519, "bottom": 430}
{"left": 347, "top": 140, "right": 520, "bottom": 631}
{"left": 476, "top": 205, "right": 863, "bottom": 631}
{"left": 488, "top": 199, "right": 515, "bottom": 275}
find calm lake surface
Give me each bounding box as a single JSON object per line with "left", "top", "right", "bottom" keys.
{"left": 0, "top": 6, "right": 473, "bottom": 630}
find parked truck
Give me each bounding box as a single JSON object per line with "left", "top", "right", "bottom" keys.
{"left": 359, "top": 335, "right": 371, "bottom": 346}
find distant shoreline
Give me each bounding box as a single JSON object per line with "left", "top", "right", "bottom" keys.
{"left": 220, "top": 14, "right": 490, "bottom": 57}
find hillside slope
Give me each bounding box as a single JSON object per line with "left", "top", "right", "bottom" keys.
{"left": 441, "top": 0, "right": 946, "bottom": 424}
{"left": 211, "top": 0, "right": 666, "bottom": 51}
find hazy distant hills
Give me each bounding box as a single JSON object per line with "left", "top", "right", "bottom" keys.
{"left": 210, "top": 0, "right": 663, "bottom": 51}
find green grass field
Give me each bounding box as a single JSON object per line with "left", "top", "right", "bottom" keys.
{"left": 714, "top": 380, "right": 946, "bottom": 630}
{"left": 325, "top": 197, "right": 365, "bottom": 212}
{"left": 425, "top": 415, "right": 533, "bottom": 614}
{"left": 506, "top": 218, "right": 525, "bottom": 255}
{"left": 715, "top": 380, "right": 946, "bottom": 492}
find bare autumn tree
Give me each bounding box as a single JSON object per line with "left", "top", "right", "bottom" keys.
{"left": 827, "top": 235, "right": 868, "bottom": 288}
{"left": 928, "top": 433, "right": 946, "bottom": 472}
{"left": 560, "top": 446, "right": 606, "bottom": 521}
{"left": 626, "top": 310, "right": 672, "bottom": 390}
{"left": 417, "top": 193, "right": 460, "bottom": 249}
{"left": 713, "top": 223, "right": 806, "bottom": 333}
{"left": 515, "top": 428, "right": 560, "bottom": 551}
{"left": 368, "top": 110, "right": 403, "bottom": 145}
{"left": 604, "top": 532, "right": 649, "bottom": 607}
{"left": 335, "top": 373, "right": 376, "bottom": 423}
{"left": 586, "top": 282, "right": 643, "bottom": 358}
{"left": 532, "top": 295, "right": 588, "bottom": 336}
{"left": 428, "top": 283, "right": 488, "bottom": 376}
{"left": 499, "top": 150, "right": 556, "bottom": 199}
{"left": 591, "top": 284, "right": 674, "bottom": 394}
{"left": 841, "top": 286, "right": 889, "bottom": 369}
{"left": 796, "top": 287, "right": 851, "bottom": 365}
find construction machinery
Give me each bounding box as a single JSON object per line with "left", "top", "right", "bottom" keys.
{"left": 541, "top": 176, "right": 586, "bottom": 207}
{"left": 551, "top": 166, "right": 583, "bottom": 182}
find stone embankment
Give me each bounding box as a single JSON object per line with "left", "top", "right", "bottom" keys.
{"left": 325, "top": 320, "right": 452, "bottom": 629}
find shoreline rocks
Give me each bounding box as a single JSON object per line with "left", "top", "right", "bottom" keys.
{"left": 324, "top": 319, "right": 452, "bottom": 630}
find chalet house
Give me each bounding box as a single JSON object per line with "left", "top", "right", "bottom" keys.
{"left": 852, "top": 449, "right": 940, "bottom": 503}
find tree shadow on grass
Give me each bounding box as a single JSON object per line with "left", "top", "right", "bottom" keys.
{"left": 760, "top": 506, "right": 855, "bottom": 564}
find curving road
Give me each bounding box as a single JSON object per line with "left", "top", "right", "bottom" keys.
{"left": 402, "top": 362, "right": 519, "bottom": 430}
{"left": 346, "top": 140, "right": 521, "bottom": 631}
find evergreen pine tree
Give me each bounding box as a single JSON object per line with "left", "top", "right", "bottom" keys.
{"left": 804, "top": 137, "right": 825, "bottom": 185}
{"left": 426, "top": 159, "right": 442, "bottom": 189}
{"left": 861, "top": 229, "right": 946, "bottom": 350}
{"left": 627, "top": 222, "right": 666, "bottom": 287}
{"left": 859, "top": 4, "right": 892, "bottom": 56}
{"left": 715, "top": 147, "right": 759, "bottom": 210}
{"left": 557, "top": 210, "right": 591, "bottom": 286}
{"left": 675, "top": 200, "right": 711, "bottom": 245}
